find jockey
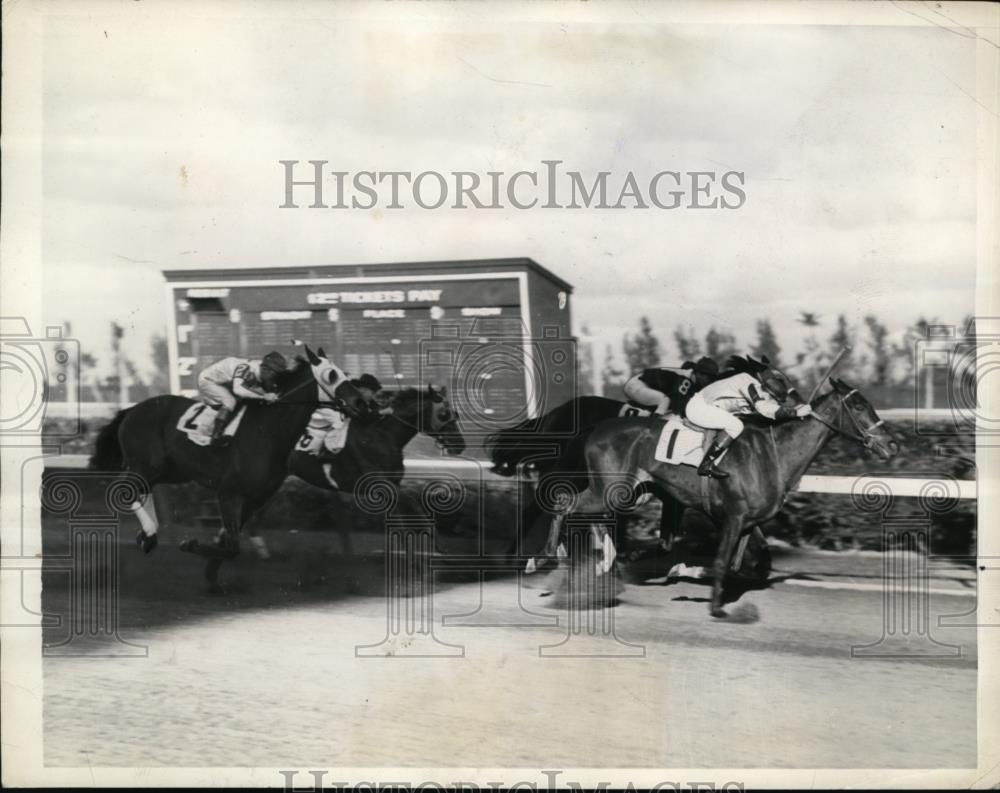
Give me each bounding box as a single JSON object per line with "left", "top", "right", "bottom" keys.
{"left": 685, "top": 369, "right": 812, "bottom": 479}
{"left": 308, "top": 372, "right": 388, "bottom": 459}
{"left": 623, "top": 356, "right": 719, "bottom": 416}
{"left": 197, "top": 351, "right": 288, "bottom": 447}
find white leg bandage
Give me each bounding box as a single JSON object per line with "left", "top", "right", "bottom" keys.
{"left": 131, "top": 495, "right": 158, "bottom": 537}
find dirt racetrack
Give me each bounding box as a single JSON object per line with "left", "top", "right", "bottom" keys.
{"left": 40, "top": 499, "right": 978, "bottom": 771}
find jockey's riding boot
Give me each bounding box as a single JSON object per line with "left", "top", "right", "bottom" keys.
{"left": 209, "top": 408, "right": 233, "bottom": 447}
{"left": 698, "top": 434, "right": 735, "bottom": 479}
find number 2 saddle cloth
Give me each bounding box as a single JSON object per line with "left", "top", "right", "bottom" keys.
{"left": 176, "top": 403, "right": 248, "bottom": 447}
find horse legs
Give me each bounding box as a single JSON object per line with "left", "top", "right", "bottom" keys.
{"left": 710, "top": 514, "right": 747, "bottom": 618}
{"left": 504, "top": 493, "right": 545, "bottom": 561}
{"left": 540, "top": 510, "right": 565, "bottom": 562}
{"left": 248, "top": 534, "right": 272, "bottom": 560}
{"left": 179, "top": 491, "right": 248, "bottom": 591}
{"left": 205, "top": 492, "right": 254, "bottom": 590}
{"left": 527, "top": 487, "right": 606, "bottom": 573}
{"left": 658, "top": 495, "right": 685, "bottom": 553}
{"left": 130, "top": 489, "right": 160, "bottom": 554}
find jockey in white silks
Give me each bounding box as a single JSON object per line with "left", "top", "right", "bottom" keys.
{"left": 196, "top": 352, "right": 288, "bottom": 447}
{"left": 308, "top": 372, "right": 392, "bottom": 456}
{"left": 685, "top": 370, "right": 812, "bottom": 479}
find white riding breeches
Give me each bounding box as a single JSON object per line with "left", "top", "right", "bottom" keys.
{"left": 624, "top": 375, "right": 671, "bottom": 413}
{"left": 684, "top": 393, "right": 745, "bottom": 438}
{"left": 197, "top": 376, "right": 237, "bottom": 411}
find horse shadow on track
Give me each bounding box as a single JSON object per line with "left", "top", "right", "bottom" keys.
{"left": 40, "top": 507, "right": 494, "bottom": 640}
{"left": 621, "top": 539, "right": 822, "bottom": 608}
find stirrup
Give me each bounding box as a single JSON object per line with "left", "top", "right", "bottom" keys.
{"left": 698, "top": 455, "right": 729, "bottom": 479}
{"left": 703, "top": 464, "right": 729, "bottom": 479}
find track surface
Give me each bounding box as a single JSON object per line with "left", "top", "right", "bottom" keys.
{"left": 41, "top": 523, "right": 977, "bottom": 770}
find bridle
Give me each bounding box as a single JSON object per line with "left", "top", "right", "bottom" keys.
{"left": 808, "top": 388, "right": 886, "bottom": 451}
{"left": 272, "top": 374, "right": 367, "bottom": 418}
{"left": 386, "top": 391, "right": 462, "bottom": 450}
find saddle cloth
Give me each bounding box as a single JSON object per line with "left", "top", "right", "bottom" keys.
{"left": 295, "top": 407, "right": 350, "bottom": 456}
{"left": 177, "top": 403, "right": 248, "bottom": 447}
{"left": 618, "top": 402, "right": 653, "bottom": 418}
{"left": 653, "top": 416, "right": 716, "bottom": 465}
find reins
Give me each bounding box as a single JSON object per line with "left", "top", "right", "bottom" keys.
{"left": 382, "top": 392, "right": 460, "bottom": 450}
{"left": 274, "top": 375, "right": 362, "bottom": 416}
{"left": 808, "top": 389, "right": 885, "bottom": 450}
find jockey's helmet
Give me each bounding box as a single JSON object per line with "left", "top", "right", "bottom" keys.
{"left": 352, "top": 373, "right": 382, "bottom": 392}
{"left": 260, "top": 351, "right": 288, "bottom": 390}
{"left": 262, "top": 351, "right": 288, "bottom": 372}
{"left": 683, "top": 356, "right": 719, "bottom": 386}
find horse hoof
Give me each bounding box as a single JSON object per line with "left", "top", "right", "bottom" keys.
{"left": 139, "top": 533, "right": 158, "bottom": 554}
{"left": 711, "top": 607, "right": 728, "bottom": 619}
{"left": 179, "top": 538, "right": 198, "bottom": 553}
{"left": 136, "top": 531, "right": 157, "bottom": 554}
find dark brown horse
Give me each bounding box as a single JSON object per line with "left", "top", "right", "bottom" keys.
{"left": 286, "top": 385, "right": 466, "bottom": 557}
{"left": 487, "top": 395, "right": 662, "bottom": 558}
{"left": 538, "top": 378, "right": 900, "bottom": 618}
{"left": 89, "top": 345, "right": 369, "bottom": 589}
{"left": 288, "top": 384, "right": 465, "bottom": 492}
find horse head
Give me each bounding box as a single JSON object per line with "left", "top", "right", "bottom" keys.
{"left": 817, "top": 377, "right": 900, "bottom": 460}
{"left": 424, "top": 384, "right": 466, "bottom": 456}
{"left": 299, "top": 342, "right": 369, "bottom": 418}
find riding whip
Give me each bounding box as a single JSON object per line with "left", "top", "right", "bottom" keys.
{"left": 808, "top": 346, "right": 851, "bottom": 404}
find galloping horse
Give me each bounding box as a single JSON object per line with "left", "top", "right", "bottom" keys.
{"left": 287, "top": 385, "right": 466, "bottom": 555}
{"left": 89, "top": 345, "right": 368, "bottom": 589}
{"left": 487, "top": 356, "right": 802, "bottom": 562}
{"left": 487, "top": 395, "right": 676, "bottom": 560}
{"left": 538, "top": 378, "right": 899, "bottom": 618}
{"left": 289, "top": 384, "right": 465, "bottom": 492}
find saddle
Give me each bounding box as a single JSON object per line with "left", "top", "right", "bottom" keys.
{"left": 177, "top": 403, "right": 247, "bottom": 447}
{"left": 618, "top": 401, "right": 653, "bottom": 418}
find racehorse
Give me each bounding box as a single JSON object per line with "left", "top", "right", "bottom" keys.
{"left": 537, "top": 378, "right": 899, "bottom": 618}
{"left": 487, "top": 355, "right": 801, "bottom": 564}
{"left": 288, "top": 384, "right": 465, "bottom": 507}
{"left": 486, "top": 395, "right": 679, "bottom": 560}
{"left": 89, "top": 344, "right": 369, "bottom": 589}
{"left": 287, "top": 385, "right": 465, "bottom": 559}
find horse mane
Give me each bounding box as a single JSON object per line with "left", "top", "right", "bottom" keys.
{"left": 272, "top": 356, "right": 311, "bottom": 391}
{"left": 387, "top": 387, "right": 421, "bottom": 405}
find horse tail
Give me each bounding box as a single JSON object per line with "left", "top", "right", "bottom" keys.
{"left": 89, "top": 408, "right": 131, "bottom": 471}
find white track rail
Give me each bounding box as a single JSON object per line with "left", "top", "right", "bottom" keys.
{"left": 43, "top": 454, "right": 978, "bottom": 499}
{"left": 45, "top": 403, "right": 963, "bottom": 422}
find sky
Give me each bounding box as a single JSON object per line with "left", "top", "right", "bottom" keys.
{"left": 38, "top": 5, "right": 980, "bottom": 380}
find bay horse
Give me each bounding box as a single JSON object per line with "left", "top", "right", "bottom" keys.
{"left": 89, "top": 344, "right": 369, "bottom": 589}
{"left": 487, "top": 355, "right": 802, "bottom": 564}
{"left": 538, "top": 378, "right": 899, "bottom": 618}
